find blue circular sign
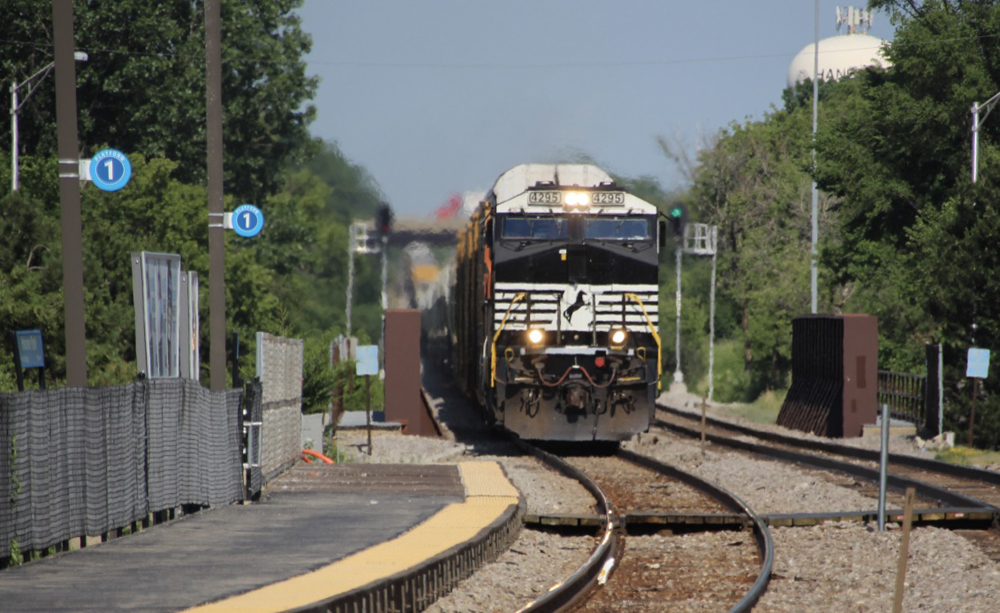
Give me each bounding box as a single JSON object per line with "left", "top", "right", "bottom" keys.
{"left": 90, "top": 149, "right": 132, "bottom": 192}
{"left": 232, "top": 204, "right": 264, "bottom": 238}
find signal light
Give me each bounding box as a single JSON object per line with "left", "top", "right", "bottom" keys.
{"left": 376, "top": 204, "right": 393, "bottom": 237}
{"left": 667, "top": 204, "right": 686, "bottom": 237}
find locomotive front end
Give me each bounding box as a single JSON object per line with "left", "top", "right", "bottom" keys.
{"left": 477, "top": 164, "right": 664, "bottom": 441}
{"left": 495, "top": 309, "right": 660, "bottom": 441}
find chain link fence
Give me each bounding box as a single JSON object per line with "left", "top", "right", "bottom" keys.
{"left": 256, "top": 332, "right": 304, "bottom": 482}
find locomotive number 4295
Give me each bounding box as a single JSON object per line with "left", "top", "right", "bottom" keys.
{"left": 591, "top": 192, "right": 625, "bottom": 205}
{"left": 526, "top": 191, "right": 625, "bottom": 205}
{"left": 527, "top": 191, "right": 563, "bottom": 205}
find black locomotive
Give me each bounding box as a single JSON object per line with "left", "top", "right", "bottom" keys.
{"left": 453, "top": 164, "right": 666, "bottom": 441}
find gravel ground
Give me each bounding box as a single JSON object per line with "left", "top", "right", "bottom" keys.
{"left": 332, "top": 386, "right": 1000, "bottom": 612}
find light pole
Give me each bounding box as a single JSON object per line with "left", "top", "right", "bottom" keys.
{"left": 10, "top": 51, "right": 88, "bottom": 192}
{"left": 971, "top": 91, "right": 1000, "bottom": 184}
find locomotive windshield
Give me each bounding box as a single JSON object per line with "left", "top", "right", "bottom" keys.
{"left": 501, "top": 216, "right": 569, "bottom": 240}
{"left": 583, "top": 217, "right": 651, "bottom": 241}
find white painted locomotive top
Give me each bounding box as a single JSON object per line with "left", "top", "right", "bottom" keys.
{"left": 487, "top": 163, "right": 658, "bottom": 215}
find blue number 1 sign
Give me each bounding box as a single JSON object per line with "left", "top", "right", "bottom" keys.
{"left": 232, "top": 204, "right": 264, "bottom": 237}
{"left": 90, "top": 149, "right": 132, "bottom": 191}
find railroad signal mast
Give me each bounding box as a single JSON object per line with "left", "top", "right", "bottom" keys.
{"left": 668, "top": 204, "right": 687, "bottom": 390}
{"left": 667, "top": 204, "right": 720, "bottom": 401}
{"left": 345, "top": 205, "right": 394, "bottom": 362}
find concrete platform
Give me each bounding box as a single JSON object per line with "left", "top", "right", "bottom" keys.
{"left": 0, "top": 462, "right": 519, "bottom": 612}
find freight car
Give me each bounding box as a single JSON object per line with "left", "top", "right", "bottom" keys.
{"left": 453, "top": 164, "right": 666, "bottom": 441}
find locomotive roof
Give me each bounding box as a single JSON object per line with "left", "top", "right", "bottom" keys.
{"left": 487, "top": 163, "right": 658, "bottom": 215}
{"left": 489, "top": 164, "right": 615, "bottom": 205}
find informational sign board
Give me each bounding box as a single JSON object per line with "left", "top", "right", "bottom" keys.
{"left": 232, "top": 204, "right": 265, "bottom": 238}
{"left": 131, "top": 252, "right": 181, "bottom": 378}
{"left": 967, "top": 348, "right": 991, "bottom": 379}
{"left": 356, "top": 345, "right": 379, "bottom": 376}
{"left": 89, "top": 148, "right": 132, "bottom": 192}
{"left": 179, "top": 271, "right": 200, "bottom": 380}
{"left": 15, "top": 330, "right": 45, "bottom": 368}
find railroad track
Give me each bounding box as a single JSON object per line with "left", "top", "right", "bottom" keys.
{"left": 512, "top": 439, "right": 773, "bottom": 612}
{"left": 655, "top": 402, "right": 1000, "bottom": 560}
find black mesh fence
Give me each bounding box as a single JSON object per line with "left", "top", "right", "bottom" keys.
{"left": 1, "top": 379, "right": 245, "bottom": 555}
{"left": 146, "top": 380, "right": 244, "bottom": 510}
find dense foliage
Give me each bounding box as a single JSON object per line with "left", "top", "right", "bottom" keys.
{"left": 5, "top": 1, "right": 1000, "bottom": 447}
{"left": 0, "top": 2, "right": 385, "bottom": 414}
{"left": 816, "top": 0, "right": 1000, "bottom": 447}
{"left": 673, "top": 0, "right": 1000, "bottom": 446}
{"left": 2, "top": 0, "right": 316, "bottom": 202}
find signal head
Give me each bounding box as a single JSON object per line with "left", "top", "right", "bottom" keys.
{"left": 666, "top": 203, "right": 686, "bottom": 237}
{"left": 376, "top": 204, "right": 393, "bottom": 236}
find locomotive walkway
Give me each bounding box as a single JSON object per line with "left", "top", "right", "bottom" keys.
{"left": 0, "top": 462, "right": 520, "bottom": 612}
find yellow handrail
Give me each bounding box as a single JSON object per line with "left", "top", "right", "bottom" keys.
{"left": 624, "top": 293, "right": 662, "bottom": 390}
{"left": 491, "top": 292, "right": 527, "bottom": 387}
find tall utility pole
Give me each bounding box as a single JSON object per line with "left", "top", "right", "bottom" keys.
{"left": 673, "top": 242, "right": 683, "bottom": 388}
{"left": 376, "top": 205, "right": 392, "bottom": 372}
{"left": 346, "top": 224, "right": 357, "bottom": 336}
{"left": 205, "top": 0, "right": 226, "bottom": 390}
{"left": 52, "top": 0, "right": 87, "bottom": 386}
{"left": 810, "top": 0, "right": 820, "bottom": 314}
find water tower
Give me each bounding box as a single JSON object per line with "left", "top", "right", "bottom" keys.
{"left": 788, "top": 6, "right": 890, "bottom": 87}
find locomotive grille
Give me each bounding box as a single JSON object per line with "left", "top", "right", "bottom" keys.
{"left": 492, "top": 283, "right": 659, "bottom": 333}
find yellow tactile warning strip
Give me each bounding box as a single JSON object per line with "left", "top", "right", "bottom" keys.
{"left": 185, "top": 461, "right": 520, "bottom": 613}
{"left": 460, "top": 459, "right": 520, "bottom": 499}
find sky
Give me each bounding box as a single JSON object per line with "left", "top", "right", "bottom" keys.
{"left": 294, "top": 1, "right": 896, "bottom": 218}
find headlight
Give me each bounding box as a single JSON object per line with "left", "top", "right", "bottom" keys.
{"left": 527, "top": 328, "right": 544, "bottom": 344}
{"left": 610, "top": 329, "right": 627, "bottom": 345}
{"left": 564, "top": 192, "right": 589, "bottom": 207}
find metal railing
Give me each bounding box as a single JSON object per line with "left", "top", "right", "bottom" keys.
{"left": 877, "top": 370, "right": 925, "bottom": 426}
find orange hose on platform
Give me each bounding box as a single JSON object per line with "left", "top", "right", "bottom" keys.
{"left": 302, "top": 448, "right": 335, "bottom": 464}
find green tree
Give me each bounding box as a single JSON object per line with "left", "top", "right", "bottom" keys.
{"left": 2, "top": 0, "right": 317, "bottom": 202}
{"left": 258, "top": 142, "right": 385, "bottom": 340}
{"left": 817, "top": 1, "right": 1000, "bottom": 446}
{"left": 686, "top": 107, "right": 822, "bottom": 398}
{"left": 0, "top": 151, "right": 288, "bottom": 389}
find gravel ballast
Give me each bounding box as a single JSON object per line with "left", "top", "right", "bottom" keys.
{"left": 330, "top": 386, "right": 1000, "bottom": 612}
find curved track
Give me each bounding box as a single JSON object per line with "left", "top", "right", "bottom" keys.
{"left": 511, "top": 439, "right": 621, "bottom": 613}
{"left": 513, "top": 439, "right": 773, "bottom": 612}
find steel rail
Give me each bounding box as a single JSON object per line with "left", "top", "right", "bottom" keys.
{"left": 616, "top": 449, "right": 774, "bottom": 613}
{"left": 656, "top": 404, "right": 999, "bottom": 512}
{"left": 512, "top": 438, "right": 622, "bottom": 613}
{"left": 660, "top": 403, "right": 1000, "bottom": 487}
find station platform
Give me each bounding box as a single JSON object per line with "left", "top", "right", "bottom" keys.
{"left": 0, "top": 461, "right": 521, "bottom": 612}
